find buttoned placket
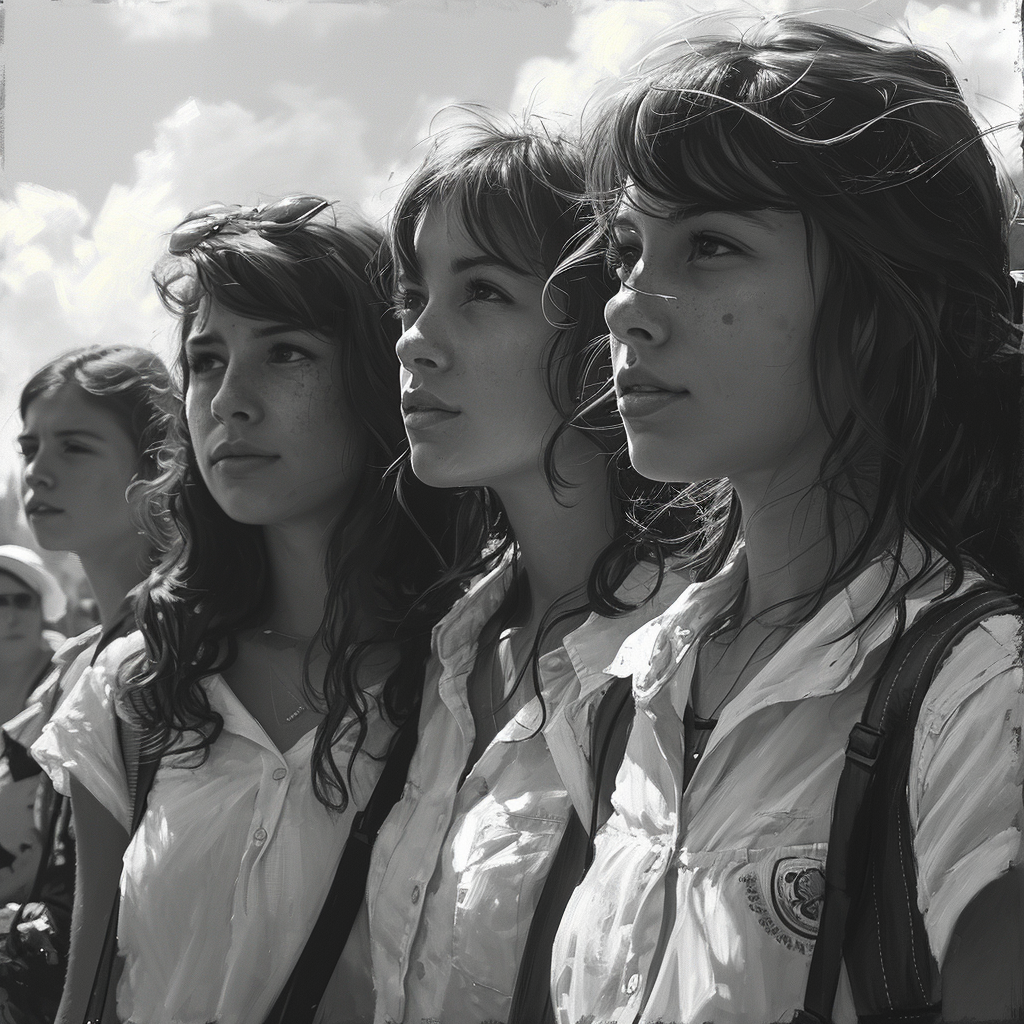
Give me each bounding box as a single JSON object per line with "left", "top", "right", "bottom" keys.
{"left": 614, "top": 580, "right": 870, "bottom": 1021}
{"left": 381, "top": 599, "right": 493, "bottom": 1022}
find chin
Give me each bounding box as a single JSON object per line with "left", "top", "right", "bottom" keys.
{"left": 408, "top": 449, "right": 471, "bottom": 491}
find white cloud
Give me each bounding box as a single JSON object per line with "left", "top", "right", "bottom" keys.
{"left": 108, "top": 0, "right": 214, "bottom": 41}
{"left": 107, "top": 0, "right": 385, "bottom": 41}
{"left": 0, "top": 86, "right": 381, "bottom": 480}
{"left": 511, "top": 0, "right": 1023, "bottom": 161}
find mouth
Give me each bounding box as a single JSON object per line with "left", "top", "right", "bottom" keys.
{"left": 210, "top": 443, "right": 279, "bottom": 468}
{"left": 615, "top": 381, "right": 690, "bottom": 418}
{"left": 25, "top": 500, "right": 64, "bottom": 518}
{"left": 402, "top": 391, "right": 460, "bottom": 430}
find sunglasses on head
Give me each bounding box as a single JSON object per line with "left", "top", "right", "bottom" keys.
{"left": 0, "top": 593, "right": 38, "bottom": 611}
{"left": 168, "top": 195, "right": 331, "bottom": 256}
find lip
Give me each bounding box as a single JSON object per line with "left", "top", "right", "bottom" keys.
{"left": 615, "top": 370, "right": 689, "bottom": 419}
{"left": 210, "top": 441, "right": 279, "bottom": 467}
{"left": 25, "top": 499, "right": 64, "bottom": 517}
{"left": 402, "top": 389, "right": 460, "bottom": 430}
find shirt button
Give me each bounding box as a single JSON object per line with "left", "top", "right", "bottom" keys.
{"left": 625, "top": 973, "right": 642, "bottom": 995}
{"left": 253, "top": 827, "right": 268, "bottom": 845}
{"left": 272, "top": 768, "right": 287, "bottom": 781}
{"left": 411, "top": 884, "right": 421, "bottom": 904}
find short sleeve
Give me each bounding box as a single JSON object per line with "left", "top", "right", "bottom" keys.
{"left": 30, "top": 634, "right": 140, "bottom": 831}
{"left": 910, "top": 613, "right": 1024, "bottom": 967}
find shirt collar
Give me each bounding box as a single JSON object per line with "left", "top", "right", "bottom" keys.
{"left": 565, "top": 561, "right": 691, "bottom": 701}
{"left": 623, "top": 535, "right": 948, "bottom": 716}
{"left": 432, "top": 551, "right": 516, "bottom": 673}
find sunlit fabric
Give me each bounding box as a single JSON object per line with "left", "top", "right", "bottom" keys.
{"left": 33, "top": 633, "right": 393, "bottom": 1024}
{"left": 367, "top": 555, "right": 687, "bottom": 1024}
{"left": 552, "top": 543, "right": 1024, "bottom": 1024}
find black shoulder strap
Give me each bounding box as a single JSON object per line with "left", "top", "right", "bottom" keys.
{"left": 83, "top": 614, "right": 156, "bottom": 1024}
{"left": 508, "top": 676, "right": 635, "bottom": 1024}
{"left": 262, "top": 709, "right": 420, "bottom": 1024}
{"left": 797, "top": 584, "right": 1020, "bottom": 1024}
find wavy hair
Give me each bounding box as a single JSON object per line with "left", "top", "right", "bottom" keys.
{"left": 20, "top": 345, "right": 178, "bottom": 555}
{"left": 584, "top": 17, "right": 1024, "bottom": 604}
{"left": 387, "top": 111, "right": 699, "bottom": 715}
{"left": 128, "top": 208, "right": 460, "bottom": 810}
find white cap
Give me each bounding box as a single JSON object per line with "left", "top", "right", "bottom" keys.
{"left": 0, "top": 546, "right": 67, "bottom": 623}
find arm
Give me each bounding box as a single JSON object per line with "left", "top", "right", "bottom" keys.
{"left": 55, "top": 775, "right": 129, "bottom": 1024}
{"left": 940, "top": 863, "right": 1024, "bottom": 1022}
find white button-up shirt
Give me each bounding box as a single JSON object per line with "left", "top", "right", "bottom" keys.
{"left": 33, "top": 633, "right": 392, "bottom": 1024}
{"left": 552, "top": 545, "right": 1024, "bottom": 1024}
{"left": 367, "top": 557, "right": 687, "bottom": 1024}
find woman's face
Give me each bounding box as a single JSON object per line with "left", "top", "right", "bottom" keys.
{"left": 605, "top": 184, "right": 831, "bottom": 491}
{"left": 20, "top": 385, "right": 141, "bottom": 559}
{"left": 184, "top": 298, "right": 364, "bottom": 533}
{"left": 0, "top": 572, "right": 44, "bottom": 664}
{"left": 394, "top": 203, "right": 562, "bottom": 493}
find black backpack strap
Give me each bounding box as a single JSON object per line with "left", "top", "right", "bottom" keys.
{"left": 508, "top": 676, "right": 635, "bottom": 1024}
{"left": 262, "top": 709, "right": 420, "bottom": 1024}
{"left": 797, "top": 584, "right": 1020, "bottom": 1024}
{"left": 81, "top": 615, "right": 159, "bottom": 1024}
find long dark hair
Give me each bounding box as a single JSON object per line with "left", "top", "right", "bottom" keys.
{"left": 388, "top": 112, "right": 698, "bottom": 714}
{"left": 584, "top": 17, "right": 1024, "bottom": 606}
{"left": 129, "top": 206, "right": 459, "bottom": 810}
{"left": 20, "top": 345, "right": 178, "bottom": 556}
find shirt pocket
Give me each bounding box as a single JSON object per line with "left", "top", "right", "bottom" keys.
{"left": 450, "top": 807, "right": 566, "bottom": 996}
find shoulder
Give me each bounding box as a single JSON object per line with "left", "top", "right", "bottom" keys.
{"left": 912, "top": 578, "right": 1023, "bottom": 733}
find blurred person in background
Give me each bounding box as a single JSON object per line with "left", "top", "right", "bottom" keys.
{"left": 0, "top": 346, "right": 175, "bottom": 1024}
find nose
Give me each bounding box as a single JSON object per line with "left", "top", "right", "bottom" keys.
{"left": 604, "top": 280, "right": 672, "bottom": 351}
{"left": 396, "top": 311, "right": 452, "bottom": 375}
{"left": 22, "top": 447, "right": 54, "bottom": 492}
{"left": 209, "top": 362, "right": 264, "bottom": 425}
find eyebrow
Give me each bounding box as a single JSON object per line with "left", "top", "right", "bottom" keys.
{"left": 450, "top": 254, "right": 531, "bottom": 277}
{"left": 613, "top": 205, "right": 783, "bottom": 230}
{"left": 186, "top": 323, "right": 327, "bottom": 347}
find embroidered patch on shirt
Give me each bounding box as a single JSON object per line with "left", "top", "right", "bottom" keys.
{"left": 741, "top": 856, "right": 824, "bottom": 954}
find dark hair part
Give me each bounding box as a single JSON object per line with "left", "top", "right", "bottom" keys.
{"left": 20, "top": 345, "right": 177, "bottom": 552}
{"left": 388, "top": 111, "right": 698, "bottom": 717}
{"left": 587, "top": 17, "right": 1024, "bottom": 603}
{"left": 131, "top": 208, "right": 459, "bottom": 810}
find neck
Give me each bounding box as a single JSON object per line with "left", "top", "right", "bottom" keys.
{"left": 260, "top": 518, "right": 334, "bottom": 639}
{"left": 731, "top": 465, "right": 863, "bottom": 625}
{"left": 78, "top": 532, "right": 151, "bottom": 632}
{"left": 493, "top": 434, "right": 615, "bottom": 649}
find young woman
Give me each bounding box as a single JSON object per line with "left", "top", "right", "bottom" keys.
{"left": 0, "top": 347, "right": 174, "bottom": 1022}
{"left": 551, "top": 19, "right": 1024, "bottom": 1024}
{"left": 360, "top": 117, "right": 695, "bottom": 1024}
{"left": 33, "top": 199, "right": 456, "bottom": 1024}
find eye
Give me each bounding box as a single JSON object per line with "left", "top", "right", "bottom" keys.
{"left": 688, "top": 233, "right": 741, "bottom": 262}
{"left": 606, "top": 234, "right": 642, "bottom": 280}
{"left": 268, "top": 343, "right": 313, "bottom": 365}
{"left": 16, "top": 441, "right": 37, "bottom": 461}
{"left": 391, "top": 288, "right": 425, "bottom": 327}
{"left": 464, "top": 279, "right": 510, "bottom": 305}
{"left": 61, "top": 442, "right": 93, "bottom": 455}
{"left": 186, "top": 351, "right": 222, "bottom": 376}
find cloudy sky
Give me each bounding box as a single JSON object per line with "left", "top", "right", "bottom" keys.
{"left": 1, "top": 0, "right": 1021, "bottom": 488}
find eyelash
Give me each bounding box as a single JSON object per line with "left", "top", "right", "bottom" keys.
{"left": 606, "top": 232, "right": 740, "bottom": 278}
{"left": 187, "top": 344, "right": 312, "bottom": 375}
{"left": 17, "top": 442, "right": 90, "bottom": 460}
{"left": 390, "top": 279, "right": 511, "bottom": 324}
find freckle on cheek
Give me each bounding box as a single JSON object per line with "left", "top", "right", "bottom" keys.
{"left": 722, "top": 313, "right": 734, "bottom": 325}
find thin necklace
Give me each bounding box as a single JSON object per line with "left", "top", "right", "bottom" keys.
{"left": 242, "top": 626, "right": 318, "bottom": 725}
{"left": 684, "top": 586, "right": 795, "bottom": 783}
